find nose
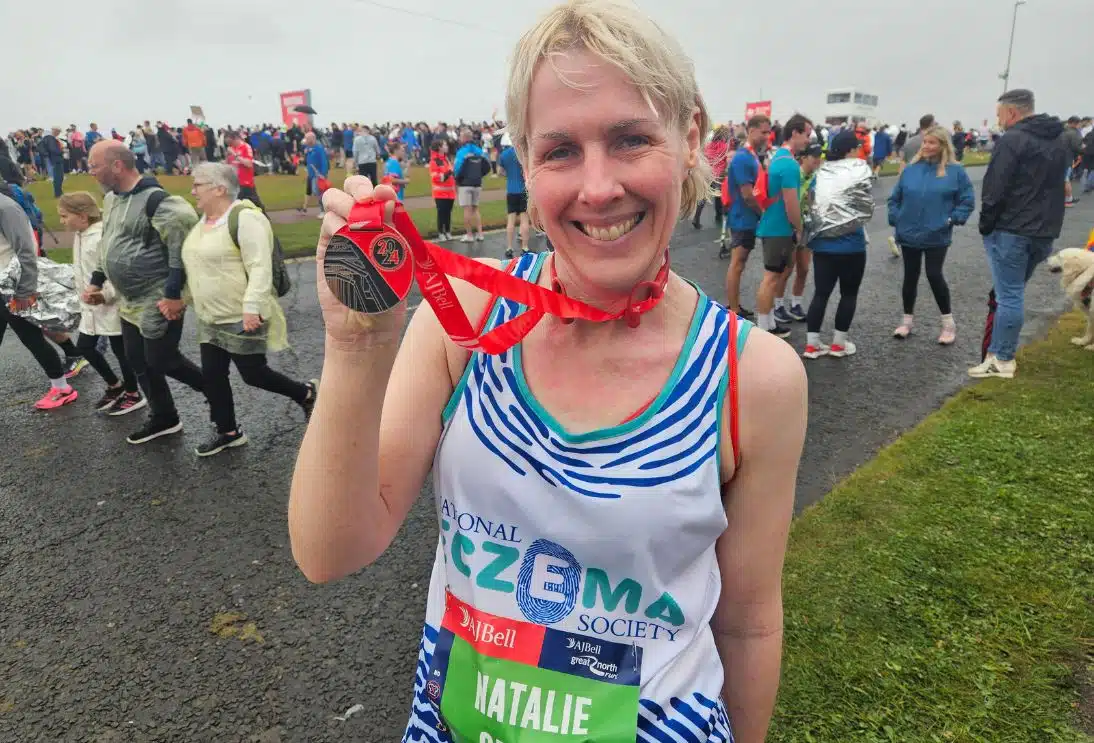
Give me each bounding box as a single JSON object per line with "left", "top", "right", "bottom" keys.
{"left": 577, "top": 148, "right": 624, "bottom": 208}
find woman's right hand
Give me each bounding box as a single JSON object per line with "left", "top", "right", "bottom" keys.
{"left": 316, "top": 176, "right": 404, "bottom": 351}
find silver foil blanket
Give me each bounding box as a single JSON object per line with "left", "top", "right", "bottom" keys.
{"left": 1, "top": 256, "right": 82, "bottom": 333}
{"left": 805, "top": 158, "right": 876, "bottom": 242}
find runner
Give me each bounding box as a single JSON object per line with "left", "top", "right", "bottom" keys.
{"left": 290, "top": 3, "right": 806, "bottom": 742}
{"left": 497, "top": 131, "right": 529, "bottom": 259}
{"left": 802, "top": 130, "right": 874, "bottom": 360}
{"left": 0, "top": 183, "right": 75, "bottom": 409}
{"left": 723, "top": 115, "right": 771, "bottom": 319}
{"left": 774, "top": 143, "right": 823, "bottom": 324}
{"left": 754, "top": 114, "right": 813, "bottom": 338}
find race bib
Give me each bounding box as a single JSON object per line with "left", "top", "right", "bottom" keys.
{"left": 426, "top": 591, "right": 642, "bottom": 742}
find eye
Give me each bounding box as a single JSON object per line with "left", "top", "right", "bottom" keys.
{"left": 544, "top": 145, "right": 575, "bottom": 162}
{"left": 618, "top": 134, "right": 649, "bottom": 149}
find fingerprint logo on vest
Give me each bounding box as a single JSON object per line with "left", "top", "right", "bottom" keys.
{"left": 515, "top": 539, "right": 582, "bottom": 624}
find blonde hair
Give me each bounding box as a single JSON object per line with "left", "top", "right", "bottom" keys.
{"left": 57, "top": 191, "right": 102, "bottom": 225}
{"left": 505, "top": 0, "right": 712, "bottom": 222}
{"left": 910, "top": 126, "right": 959, "bottom": 177}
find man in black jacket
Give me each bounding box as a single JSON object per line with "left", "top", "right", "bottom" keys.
{"left": 970, "top": 89, "right": 1068, "bottom": 380}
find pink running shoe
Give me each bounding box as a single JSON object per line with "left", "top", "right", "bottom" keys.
{"left": 34, "top": 386, "right": 78, "bottom": 410}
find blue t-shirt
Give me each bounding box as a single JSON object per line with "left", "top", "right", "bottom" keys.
{"left": 756, "top": 148, "right": 801, "bottom": 238}
{"left": 727, "top": 149, "right": 761, "bottom": 231}
{"left": 498, "top": 146, "right": 526, "bottom": 194}
{"left": 384, "top": 158, "right": 406, "bottom": 200}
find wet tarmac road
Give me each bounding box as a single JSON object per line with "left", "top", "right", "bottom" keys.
{"left": 2, "top": 170, "right": 1091, "bottom": 742}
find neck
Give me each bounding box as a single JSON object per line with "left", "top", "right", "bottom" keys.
{"left": 116, "top": 170, "right": 142, "bottom": 193}
{"left": 204, "top": 198, "right": 234, "bottom": 222}
{"left": 546, "top": 250, "right": 668, "bottom": 327}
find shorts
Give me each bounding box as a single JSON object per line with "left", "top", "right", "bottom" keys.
{"left": 458, "top": 186, "right": 482, "bottom": 207}
{"left": 873, "top": 156, "right": 886, "bottom": 167}
{"left": 729, "top": 230, "right": 756, "bottom": 250}
{"left": 506, "top": 192, "right": 528, "bottom": 215}
{"left": 1065, "top": 166, "right": 1073, "bottom": 182}
{"left": 761, "top": 235, "right": 797, "bottom": 272}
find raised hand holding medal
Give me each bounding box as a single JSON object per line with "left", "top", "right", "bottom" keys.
{"left": 315, "top": 176, "right": 407, "bottom": 350}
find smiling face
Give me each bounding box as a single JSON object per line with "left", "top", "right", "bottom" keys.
{"left": 525, "top": 48, "right": 699, "bottom": 295}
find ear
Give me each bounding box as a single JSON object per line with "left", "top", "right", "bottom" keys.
{"left": 685, "top": 106, "right": 702, "bottom": 170}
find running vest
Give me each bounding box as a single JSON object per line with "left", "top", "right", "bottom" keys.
{"left": 403, "top": 251, "right": 752, "bottom": 743}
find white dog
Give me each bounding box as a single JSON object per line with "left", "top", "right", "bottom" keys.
{"left": 1046, "top": 247, "right": 1094, "bottom": 350}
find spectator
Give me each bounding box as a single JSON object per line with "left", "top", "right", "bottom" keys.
{"left": 302, "top": 132, "right": 329, "bottom": 217}
{"left": 184, "top": 119, "right": 207, "bottom": 164}
{"left": 352, "top": 125, "right": 380, "bottom": 185}
{"left": 224, "top": 131, "right": 263, "bottom": 210}
{"left": 1062, "top": 116, "right": 1083, "bottom": 207}
{"left": 453, "top": 128, "right": 487, "bottom": 243}
{"left": 83, "top": 140, "right": 206, "bottom": 444}
{"left": 183, "top": 163, "right": 316, "bottom": 457}
{"left": 497, "top": 132, "right": 529, "bottom": 258}
{"left": 41, "top": 127, "right": 65, "bottom": 197}
{"left": 970, "top": 89, "right": 1069, "bottom": 379}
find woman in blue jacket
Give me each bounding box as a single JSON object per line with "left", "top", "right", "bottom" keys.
{"left": 887, "top": 126, "right": 975, "bottom": 345}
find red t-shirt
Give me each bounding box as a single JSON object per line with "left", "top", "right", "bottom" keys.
{"left": 227, "top": 142, "right": 256, "bottom": 188}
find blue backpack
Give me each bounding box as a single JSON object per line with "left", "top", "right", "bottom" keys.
{"left": 7, "top": 183, "right": 43, "bottom": 229}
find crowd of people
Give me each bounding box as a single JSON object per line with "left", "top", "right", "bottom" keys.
{"left": 700, "top": 102, "right": 1085, "bottom": 377}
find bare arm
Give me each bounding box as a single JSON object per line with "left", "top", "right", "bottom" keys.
{"left": 289, "top": 178, "right": 494, "bottom": 583}
{"left": 739, "top": 183, "right": 760, "bottom": 215}
{"left": 714, "top": 330, "right": 807, "bottom": 743}
{"left": 781, "top": 187, "right": 803, "bottom": 237}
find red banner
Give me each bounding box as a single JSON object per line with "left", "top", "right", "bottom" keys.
{"left": 279, "top": 89, "right": 313, "bottom": 128}
{"left": 744, "top": 100, "right": 773, "bottom": 120}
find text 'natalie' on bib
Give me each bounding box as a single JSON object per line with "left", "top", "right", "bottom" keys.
{"left": 321, "top": 199, "right": 671, "bottom": 355}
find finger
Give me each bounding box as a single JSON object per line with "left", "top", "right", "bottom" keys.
{"left": 343, "top": 175, "right": 375, "bottom": 200}
{"left": 322, "top": 188, "right": 357, "bottom": 220}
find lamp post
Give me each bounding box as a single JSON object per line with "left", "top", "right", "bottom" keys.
{"left": 999, "top": 0, "right": 1027, "bottom": 94}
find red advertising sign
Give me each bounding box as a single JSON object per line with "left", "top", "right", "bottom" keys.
{"left": 744, "top": 100, "right": 773, "bottom": 120}
{"left": 279, "top": 89, "right": 313, "bottom": 128}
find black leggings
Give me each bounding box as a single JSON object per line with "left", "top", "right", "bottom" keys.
{"left": 121, "top": 318, "right": 205, "bottom": 424}
{"left": 435, "top": 198, "right": 455, "bottom": 235}
{"left": 200, "top": 343, "right": 309, "bottom": 433}
{"left": 901, "top": 246, "right": 951, "bottom": 315}
{"left": 76, "top": 333, "right": 138, "bottom": 393}
{"left": 807, "top": 252, "right": 867, "bottom": 333}
{"left": 0, "top": 304, "right": 64, "bottom": 379}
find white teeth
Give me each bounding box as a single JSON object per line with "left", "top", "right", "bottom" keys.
{"left": 581, "top": 215, "right": 639, "bottom": 241}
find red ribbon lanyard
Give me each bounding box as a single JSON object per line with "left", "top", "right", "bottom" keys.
{"left": 322, "top": 199, "right": 669, "bottom": 355}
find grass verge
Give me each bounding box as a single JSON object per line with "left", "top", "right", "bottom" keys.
{"left": 44, "top": 200, "right": 513, "bottom": 265}
{"left": 26, "top": 166, "right": 506, "bottom": 230}
{"left": 768, "top": 313, "right": 1094, "bottom": 742}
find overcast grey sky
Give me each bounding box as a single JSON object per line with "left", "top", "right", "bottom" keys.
{"left": 3, "top": 0, "right": 1091, "bottom": 135}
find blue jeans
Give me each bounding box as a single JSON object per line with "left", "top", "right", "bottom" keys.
{"left": 983, "top": 230, "right": 1054, "bottom": 361}
{"left": 50, "top": 159, "right": 64, "bottom": 197}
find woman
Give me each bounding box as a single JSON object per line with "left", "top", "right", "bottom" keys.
{"left": 58, "top": 192, "right": 145, "bottom": 414}
{"left": 382, "top": 141, "right": 410, "bottom": 201}
{"left": 289, "top": 2, "right": 807, "bottom": 741}
{"left": 429, "top": 138, "right": 456, "bottom": 241}
{"left": 183, "top": 163, "right": 317, "bottom": 457}
{"left": 802, "top": 130, "right": 874, "bottom": 359}
{"left": 887, "top": 125, "right": 974, "bottom": 345}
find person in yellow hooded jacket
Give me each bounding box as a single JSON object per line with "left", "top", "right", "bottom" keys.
{"left": 182, "top": 162, "right": 317, "bottom": 457}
